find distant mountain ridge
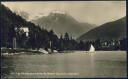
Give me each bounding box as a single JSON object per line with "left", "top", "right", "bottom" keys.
{"left": 32, "top": 12, "right": 95, "bottom": 38}
{"left": 78, "top": 17, "right": 126, "bottom": 41}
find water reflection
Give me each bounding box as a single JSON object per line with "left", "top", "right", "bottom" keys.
{"left": 1, "top": 56, "right": 15, "bottom": 78}
{"left": 1, "top": 51, "right": 127, "bottom": 78}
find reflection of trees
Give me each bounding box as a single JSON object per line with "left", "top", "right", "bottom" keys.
{"left": 1, "top": 56, "right": 15, "bottom": 78}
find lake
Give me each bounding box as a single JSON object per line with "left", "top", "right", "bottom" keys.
{"left": 1, "top": 51, "right": 127, "bottom": 78}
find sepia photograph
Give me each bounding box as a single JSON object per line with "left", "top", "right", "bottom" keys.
{"left": 1, "top": 1, "right": 127, "bottom": 78}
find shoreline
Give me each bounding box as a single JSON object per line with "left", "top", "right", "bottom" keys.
{"left": 1, "top": 50, "right": 126, "bottom": 56}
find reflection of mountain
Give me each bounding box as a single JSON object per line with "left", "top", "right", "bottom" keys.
{"left": 32, "top": 13, "right": 95, "bottom": 38}
{"left": 78, "top": 17, "right": 126, "bottom": 41}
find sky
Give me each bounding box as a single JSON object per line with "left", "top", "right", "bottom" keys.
{"left": 2, "top": 1, "right": 126, "bottom": 26}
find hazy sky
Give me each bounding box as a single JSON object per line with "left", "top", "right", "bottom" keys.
{"left": 2, "top": 1, "right": 126, "bottom": 26}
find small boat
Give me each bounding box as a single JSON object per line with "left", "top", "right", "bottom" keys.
{"left": 53, "top": 50, "right": 58, "bottom": 53}
{"left": 2, "top": 53, "right": 14, "bottom": 56}
{"left": 47, "top": 48, "right": 58, "bottom": 53}
{"left": 39, "top": 48, "right": 49, "bottom": 54}
{"left": 89, "top": 44, "right": 95, "bottom": 53}
{"left": 2, "top": 53, "right": 9, "bottom": 56}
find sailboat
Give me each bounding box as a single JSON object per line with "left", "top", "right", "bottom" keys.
{"left": 89, "top": 44, "right": 95, "bottom": 53}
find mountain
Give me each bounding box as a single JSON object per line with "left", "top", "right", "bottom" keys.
{"left": 77, "top": 17, "right": 126, "bottom": 41}
{"left": 32, "top": 12, "right": 95, "bottom": 38}
{"left": 0, "top": 4, "right": 52, "bottom": 48}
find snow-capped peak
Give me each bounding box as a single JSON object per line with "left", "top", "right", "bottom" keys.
{"left": 51, "top": 10, "right": 67, "bottom": 14}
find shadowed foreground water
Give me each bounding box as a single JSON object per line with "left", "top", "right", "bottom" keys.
{"left": 2, "top": 51, "right": 127, "bottom": 78}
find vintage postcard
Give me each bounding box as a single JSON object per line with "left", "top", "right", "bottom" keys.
{"left": 1, "top": 0, "right": 127, "bottom": 78}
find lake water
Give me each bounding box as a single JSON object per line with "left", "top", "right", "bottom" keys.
{"left": 1, "top": 51, "right": 127, "bottom": 78}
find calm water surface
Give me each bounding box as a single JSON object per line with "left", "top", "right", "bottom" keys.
{"left": 2, "top": 51, "right": 127, "bottom": 78}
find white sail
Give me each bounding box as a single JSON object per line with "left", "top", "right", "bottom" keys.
{"left": 89, "top": 44, "right": 95, "bottom": 52}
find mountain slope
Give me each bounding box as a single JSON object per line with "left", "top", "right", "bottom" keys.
{"left": 32, "top": 12, "right": 95, "bottom": 38}
{"left": 1, "top": 4, "right": 50, "bottom": 48}
{"left": 78, "top": 17, "right": 126, "bottom": 41}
